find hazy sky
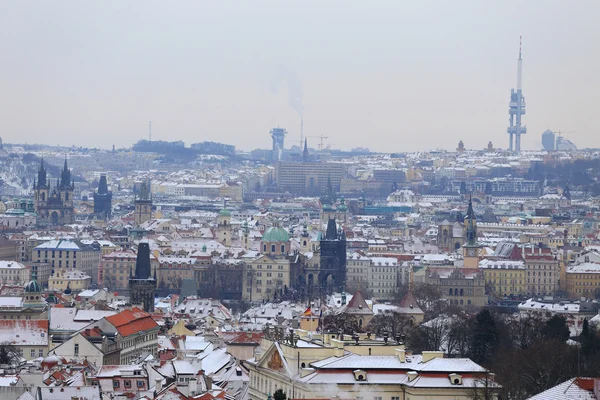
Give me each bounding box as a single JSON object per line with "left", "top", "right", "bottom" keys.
{"left": 0, "top": 1, "right": 598, "bottom": 152}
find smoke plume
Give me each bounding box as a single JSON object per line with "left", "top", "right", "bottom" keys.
{"left": 270, "top": 65, "right": 304, "bottom": 116}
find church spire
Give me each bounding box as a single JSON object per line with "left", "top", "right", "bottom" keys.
{"left": 302, "top": 138, "right": 309, "bottom": 162}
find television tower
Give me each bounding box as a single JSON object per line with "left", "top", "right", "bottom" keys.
{"left": 507, "top": 36, "right": 527, "bottom": 153}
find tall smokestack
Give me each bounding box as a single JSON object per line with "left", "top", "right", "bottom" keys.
{"left": 300, "top": 116, "right": 304, "bottom": 151}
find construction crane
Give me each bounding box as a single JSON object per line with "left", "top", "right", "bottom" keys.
{"left": 306, "top": 135, "right": 329, "bottom": 151}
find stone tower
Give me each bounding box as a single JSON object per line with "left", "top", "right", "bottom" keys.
{"left": 216, "top": 207, "right": 232, "bottom": 247}
{"left": 134, "top": 179, "right": 152, "bottom": 225}
{"left": 93, "top": 174, "right": 113, "bottom": 219}
{"left": 318, "top": 217, "right": 347, "bottom": 292}
{"left": 462, "top": 196, "right": 481, "bottom": 268}
{"left": 129, "top": 241, "right": 156, "bottom": 312}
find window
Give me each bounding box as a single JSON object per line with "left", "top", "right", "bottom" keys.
{"left": 30, "top": 349, "right": 35, "bottom": 358}
{"left": 114, "top": 381, "right": 120, "bottom": 388}
{"left": 137, "top": 381, "right": 144, "bottom": 388}
{"left": 74, "top": 343, "right": 79, "bottom": 356}
{"left": 39, "top": 349, "right": 44, "bottom": 357}
{"left": 124, "top": 380, "right": 132, "bottom": 388}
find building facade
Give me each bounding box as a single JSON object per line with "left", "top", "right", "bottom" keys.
{"left": 32, "top": 240, "right": 101, "bottom": 284}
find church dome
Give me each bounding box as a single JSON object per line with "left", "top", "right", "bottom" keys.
{"left": 262, "top": 226, "right": 290, "bottom": 243}
{"left": 219, "top": 208, "right": 231, "bottom": 217}
{"left": 24, "top": 280, "right": 41, "bottom": 293}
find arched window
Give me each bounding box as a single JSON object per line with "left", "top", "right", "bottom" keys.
{"left": 449, "top": 288, "right": 453, "bottom": 296}
{"left": 454, "top": 288, "right": 459, "bottom": 296}
{"left": 460, "top": 288, "right": 464, "bottom": 296}
{"left": 41, "top": 193, "right": 46, "bottom": 201}
{"left": 460, "top": 299, "right": 464, "bottom": 305}
{"left": 281, "top": 245, "right": 285, "bottom": 253}
{"left": 468, "top": 300, "right": 472, "bottom": 305}
{"left": 271, "top": 245, "right": 276, "bottom": 253}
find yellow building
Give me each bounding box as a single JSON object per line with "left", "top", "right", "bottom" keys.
{"left": 479, "top": 259, "right": 526, "bottom": 296}
{"left": 48, "top": 269, "right": 91, "bottom": 292}
{"left": 566, "top": 263, "right": 600, "bottom": 298}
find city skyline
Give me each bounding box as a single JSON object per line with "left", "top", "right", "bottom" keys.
{"left": 0, "top": 1, "right": 598, "bottom": 152}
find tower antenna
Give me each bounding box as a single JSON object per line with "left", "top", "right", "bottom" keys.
{"left": 149, "top": 121, "right": 152, "bottom": 142}
{"left": 506, "top": 36, "right": 527, "bottom": 153}
{"left": 300, "top": 116, "right": 304, "bottom": 150}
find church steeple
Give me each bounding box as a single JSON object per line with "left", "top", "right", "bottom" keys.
{"left": 465, "top": 195, "right": 477, "bottom": 246}
{"left": 60, "top": 156, "right": 72, "bottom": 189}
{"left": 37, "top": 158, "right": 47, "bottom": 187}
{"left": 302, "top": 139, "right": 309, "bottom": 162}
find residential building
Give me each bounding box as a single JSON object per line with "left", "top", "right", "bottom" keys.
{"left": 95, "top": 365, "right": 149, "bottom": 394}
{"left": 32, "top": 239, "right": 101, "bottom": 284}
{"left": 0, "top": 319, "right": 49, "bottom": 360}
{"left": 95, "top": 307, "right": 160, "bottom": 364}
{"left": 48, "top": 269, "right": 91, "bottom": 292}
{"left": 346, "top": 252, "right": 370, "bottom": 293}
{"left": 565, "top": 263, "right": 600, "bottom": 298}
{"left": 0, "top": 261, "right": 30, "bottom": 286}
{"left": 369, "top": 257, "right": 399, "bottom": 300}
{"left": 48, "top": 326, "right": 120, "bottom": 366}
{"left": 479, "top": 259, "right": 526, "bottom": 296}
{"left": 523, "top": 253, "right": 560, "bottom": 296}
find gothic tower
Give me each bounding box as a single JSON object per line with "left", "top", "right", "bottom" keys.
{"left": 93, "top": 174, "right": 113, "bottom": 219}
{"left": 463, "top": 196, "right": 481, "bottom": 268}
{"left": 34, "top": 158, "right": 74, "bottom": 225}
{"left": 129, "top": 241, "right": 156, "bottom": 312}
{"left": 134, "top": 179, "right": 152, "bottom": 225}
{"left": 318, "top": 217, "right": 347, "bottom": 292}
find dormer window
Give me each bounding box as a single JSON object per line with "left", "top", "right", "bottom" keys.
{"left": 353, "top": 370, "right": 367, "bottom": 381}
{"left": 449, "top": 373, "right": 463, "bottom": 385}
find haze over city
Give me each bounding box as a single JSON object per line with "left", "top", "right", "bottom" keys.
{"left": 1, "top": 0, "right": 598, "bottom": 152}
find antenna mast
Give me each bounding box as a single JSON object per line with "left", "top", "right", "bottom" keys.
{"left": 149, "top": 121, "right": 152, "bottom": 142}
{"left": 300, "top": 116, "right": 304, "bottom": 150}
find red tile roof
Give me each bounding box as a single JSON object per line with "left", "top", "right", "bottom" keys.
{"left": 105, "top": 307, "right": 158, "bottom": 337}
{"left": 575, "top": 377, "right": 595, "bottom": 391}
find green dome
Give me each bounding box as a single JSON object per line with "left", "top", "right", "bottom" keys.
{"left": 24, "top": 280, "right": 41, "bottom": 293}
{"left": 337, "top": 196, "right": 348, "bottom": 212}
{"left": 219, "top": 208, "right": 231, "bottom": 217}
{"left": 262, "top": 226, "right": 290, "bottom": 243}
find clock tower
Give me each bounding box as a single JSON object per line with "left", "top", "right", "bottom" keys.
{"left": 463, "top": 196, "right": 481, "bottom": 268}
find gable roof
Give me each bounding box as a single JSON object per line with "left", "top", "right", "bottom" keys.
{"left": 105, "top": 307, "right": 158, "bottom": 337}
{"left": 339, "top": 290, "right": 373, "bottom": 316}
{"left": 396, "top": 291, "right": 424, "bottom": 315}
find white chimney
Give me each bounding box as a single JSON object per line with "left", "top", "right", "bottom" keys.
{"left": 155, "top": 378, "right": 163, "bottom": 393}
{"left": 189, "top": 377, "right": 198, "bottom": 395}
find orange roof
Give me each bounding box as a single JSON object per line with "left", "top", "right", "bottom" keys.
{"left": 105, "top": 307, "right": 158, "bottom": 337}
{"left": 575, "top": 377, "right": 595, "bottom": 391}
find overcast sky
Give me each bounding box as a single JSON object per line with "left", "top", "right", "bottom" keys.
{"left": 0, "top": 1, "right": 598, "bottom": 152}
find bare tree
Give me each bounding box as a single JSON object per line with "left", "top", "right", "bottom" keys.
{"left": 0, "top": 342, "right": 20, "bottom": 367}
{"left": 367, "top": 312, "right": 411, "bottom": 338}
{"left": 468, "top": 371, "right": 501, "bottom": 400}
